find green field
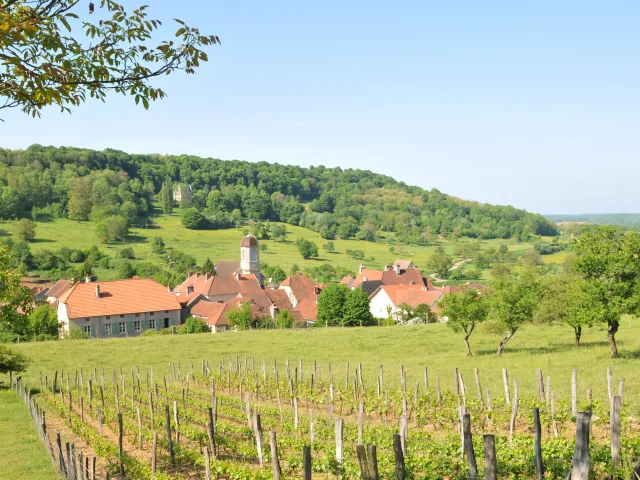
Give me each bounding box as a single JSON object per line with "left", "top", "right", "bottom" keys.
{"left": 0, "top": 389, "right": 60, "bottom": 480}
{"left": 3, "top": 320, "right": 640, "bottom": 479}
{"left": 1, "top": 209, "right": 568, "bottom": 282}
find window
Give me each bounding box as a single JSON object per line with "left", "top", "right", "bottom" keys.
{"left": 105, "top": 323, "right": 112, "bottom": 335}
{"left": 85, "top": 317, "right": 90, "bottom": 321}
{"left": 134, "top": 320, "right": 141, "bottom": 332}
{"left": 82, "top": 325, "right": 91, "bottom": 334}
{"left": 106, "top": 316, "right": 110, "bottom": 320}
{"left": 119, "top": 322, "right": 126, "bottom": 334}
{"left": 120, "top": 315, "right": 124, "bottom": 318}
{"left": 135, "top": 313, "right": 140, "bottom": 318}
{"left": 149, "top": 319, "right": 156, "bottom": 330}
{"left": 164, "top": 318, "right": 170, "bottom": 329}
{"left": 150, "top": 312, "right": 155, "bottom": 316}
{"left": 165, "top": 310, "right": 169, "bottom": 313}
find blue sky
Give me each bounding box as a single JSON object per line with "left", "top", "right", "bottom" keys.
{"left": 1, "top": 1, "right": 638, "bottom": 214}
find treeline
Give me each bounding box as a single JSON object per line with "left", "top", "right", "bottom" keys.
{"left": 0, "top": 145, "right": 557, "bottom": 242}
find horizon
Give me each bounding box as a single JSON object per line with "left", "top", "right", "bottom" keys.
{"left": 1, "top": 1, "right": 638, "bottom": 215}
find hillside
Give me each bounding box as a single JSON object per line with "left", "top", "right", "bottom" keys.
{"left": 0, "top": 145, "right": 557, "bottom": 244}
{"left": 546, "top": 213, "right": 640, "bottom": 228}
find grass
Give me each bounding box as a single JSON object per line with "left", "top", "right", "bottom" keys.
{"left": 1, "top": 207, "right": 569, "bottom": 281}
{"left": 10, "top": 318, "right": 640, "bottom": 409}
{"left": 0, "top": 388, "right": 60, "bottom": 480}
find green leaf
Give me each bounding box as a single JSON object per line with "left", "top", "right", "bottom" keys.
{"left": 142, "top": 97, "right": 149, "bottom": 110}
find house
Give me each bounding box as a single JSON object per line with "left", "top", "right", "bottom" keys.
{"left": 191, "top": 295, "right": 276, "bottom": 333}
{"left": 56, "top": 278, "right": 182, "bottom": 338}
{"left": 340, "top": 260, "right": 433, "bottom": 291}
{"left": 46, "top": 279, "right": 72, "bottom": 306}
{"left": 173, "top": 184, "right": 193, "bottom": 205}
{"left": 278, "top": 273, "right": 322, "bottom": 321}
{"left": 369, "top": 284, "right": 443, "bottom": 320}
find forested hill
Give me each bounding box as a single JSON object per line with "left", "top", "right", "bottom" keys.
{"left": 545, "top": 214, "right": 640, "bottom": 229}
{"left": 0, "top": 145, "right": 557, "bottom": 242}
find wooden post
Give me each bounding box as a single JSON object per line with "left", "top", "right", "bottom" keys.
{"left": 632, "top": 459, "right": 640, "bottom": 480}
{"left": 570, "top": 412, "right": 591, "bottom": 480}
{"left": 572, "top": 367, "right": 578, "bottom": 416}
{"left": 393, "top": 434, "right": 405, "bottom": 480}
{"left": 97, "top": 407, "right": 102, "bottom": 436}
{"left": 294, "top": 397, "right": 299, "bottom": 430}
{"left": 610, "top": 396, "right": 621, "bottom": 470}
{"left": 367, "top": 444, "right": 379, "bottom": 480}
{"left": 173, "top": 400, "right": 180, "bottom": 443}
{"left": 254, "top": 413, "right": 264, "bottom": 467}
{"left": 424, "top": 366, "right": 428, "bottom": 391}
{"left": 151, "top": 432, "right": 157, "bottom": 477}
{"left": 618, "top": 378, "right": 625, "bottom": 405}
{"left": 165, "top": 405, "right": 174, "bottom": 464}
{"left": 502, "top": 368, "right": 510, "bottom": 406}
{"left": 462, "top": 413, "right": 478, "bottom": 479}
{"left": 303, "top": 446, "right": 312, "bottom": 480}
{"left": 202, "top": 446, "right": 211, "bottom": 480}
{"left": 474, "top": 368, "right": 483, "bottom": 405}
{"left": 607, "top": 366, "right": 613, "bottom": 406}
{"left": 551, "top": 392, "right": 559, "bottom": 437}
{"left": 358, "top": 402, "right": 364, "bottom": 445}
{"left": 207, "top": 407, "right": 217, "bottom": 457}
{"left": 545, "top": 376, "right": 551, "bottom": 409}
{"left": 436, "top": 376, "right": 442, "bottom": 406}
{"left": 454, "top": 367, "right": 460, "bottom": 396}
{"left": 509, "top": 397, "right": 519, "bottom": 448}
{"left": 536, "top": 368, "right": 544, "bottom": 401}
{"left": 117, "top": 413, "right": 124, "bottom": 475}
{"left": 56, "top": 432, "right": 67, "bottom": 477}
{"left": 356, "top": 445, "right": 371, "bottom": 480}
{"left": 270, "top": 431, "right": 281, "bottom": 480}
{"left": 534, "top": 407, "right": 544, "bottom": 480}
{"left": 483, "top": 435, "right": 497, "bottom": 480}
{"left": 310, "top": 408, "right": 315, "bottom": 442}
{"left": 136, "top": 406, "right": 143, "bottom": 449}
{"left": 399, "top": 415, "right": 407, "bottom": 456}
{"left": 335, "top": 418, "right": 344, "bottom": 471}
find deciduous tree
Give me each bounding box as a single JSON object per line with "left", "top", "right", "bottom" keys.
{"left": 439, "top": 287, "right": 490, "bottom": 356}
{"left": 342, "top": 288, "right": 374, "bottom": 327}
{"left": 317, "top": 284, "right": 348, "bottom": 327}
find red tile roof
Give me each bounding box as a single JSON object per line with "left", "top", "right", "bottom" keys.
{"left": 208, "top": 273, "right": 263, "bottom": 297}
{"left": 265, "top": 288, "right": 293, "bottom": 311}
{"left": 292, "top": 297, "right": 318, "bottom": 320}
{"left": 59, "top": 279, "right": 181, "bottom": 319}
{"left": 47, "top": 279, "right": 72, "bottom": 301}
{"left": 191, "top": 300, "right": 227, "bottom": 326}
{"left": 280, "top": 273, "right": 322, "bottom": 305}
{"left": 373, "top": 285, "right": 443, "bottom": 309}
{"left": 240, "top": 234, "right": 259, "bottom": 247}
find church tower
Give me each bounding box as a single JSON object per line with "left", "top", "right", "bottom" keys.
{"left": 240, "top": 233, "right": 262, "bottom": 282}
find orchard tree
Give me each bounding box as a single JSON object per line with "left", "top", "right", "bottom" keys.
{"left": 534, "top": 273, "right": 593, "bottom": 347}
{"left": 438, "top": 287, "right": 490, "bottom": 356}
{"left": 1, "top": 1, "right": 219, "bottom": 118}
{"left": 0, "top": 246, "right": 33, "bottom": 334}
{"left": 572, "top": 226, "right": 640, "bottom": 358}
{"left": 297, "top": 239, "right": 318, "bottom": 259}
{"left": 15, "top": 219, "right": 36, "bottom": 242}
{"left": 426, "top": 252, "right": 453, "bottom": 279}
{"left": 0, "top": 344, "right": 29, "bottom": 375}
{"left": 491, "top": 269, "right": 542, "bottom": 356}
{"left": 226, "top": 302, "right": 254, "bottom": 331}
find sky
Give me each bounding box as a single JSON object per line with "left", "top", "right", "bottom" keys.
{"left": 1, "top": 1, "right": 638, "bottom": 215}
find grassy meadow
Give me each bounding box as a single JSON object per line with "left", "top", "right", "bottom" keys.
{"left": 1, "top": 207, "right": 567, "bottom": 282}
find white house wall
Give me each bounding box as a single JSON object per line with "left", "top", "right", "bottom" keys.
{"left": 370, "top": 289, "right": 395, "bottom": 319}
{"left": 64, "top": 308, "right": 181, "bottom": 338}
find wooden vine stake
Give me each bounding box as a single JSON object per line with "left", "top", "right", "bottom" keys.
{"left": 569, "top": 412, "right": 591, "bottom": 480}
{"left": 610, "top": 396, "right": 621, "bottom": 470}
{"left": 335, "top": 418, "right": 344, "bottom": 473}
{"left": 393, "top": 434, "right": 405, "bottom": 480}
{"left": 462, "top": 413, "right": 478, "bottom": 479}
{"left": 483, "top": 434, "right": 497, "bottom": 480}
{"left": 303, "top": 445, "right": 312, "bottom": 480}
{"left": 270, "top": 431, "right": 281, "bottom": 480}
{"left": 533, "top": 407, "right": 544, "bottom": 480}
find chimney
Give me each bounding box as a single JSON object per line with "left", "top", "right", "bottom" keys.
{"left": 270, "top": 304, "right": 279, "bottom": 320}
{"left": 235, "top": 272, "right": 241, "bottom": 281}
{"left": 95, "top": 285, "right": 100, "bottom": 299}
{"left": 195, "top": 272, "right": 200, "bottom": 279}
{"left": 205, "top": 272, "right": 210, "bottom": 281}
{"left": 359, "top": 264, "right": 365, "bottom": 274}
{"left": 394, "top": 263, "right": 401, "bottom": 276}
{"left": 85, "top": 276, "right": 91, "bottom": 283}
{"left": 167, "top": 283, "right": 173, "bottom": 294}
{"left": 188, "top": 271, "right": 193, "bottom": 278}
{"left": 363, "top": 276, "right": 368, "bottom": 282}
{"left": 385, "top": 264, "right": 392, "bottom": 272}
{"left": 187, "top": 285, "right": 194, "bottom": 295}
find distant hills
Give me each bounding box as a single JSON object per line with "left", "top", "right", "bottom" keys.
{"left": 545, "top": 214, "right": 640, "bottom": 228}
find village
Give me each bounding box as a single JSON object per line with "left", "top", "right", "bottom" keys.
{"left": 28, "top": 234, "right": 483, "bottom": 338}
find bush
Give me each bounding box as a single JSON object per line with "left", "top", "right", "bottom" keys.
{"left": 141, "top": 329, "right": 158, "bottom": 336}
{"left": 118, "top": 247, "right": 136, "bottom": 259}
{"left": 15, "top": 219, "right": 36, "bottom": 242}
{"left": 67, "top": 327, "right": 89, "bottom": 340}
{"left": 178, "top": 317, "right": 210, "bottom": 334}
{"left": 118, "top": 261, "right": 135, "bottom": 279}
{"left": 181, "top": 208, "right": 207, "bottom": 230}
{"left": 297, "top": 239, "right": 318, "bottom": 259}
{"left": 0, "top": 344, "right": 29, "bottom": 374}
{"left": 151, "top": 237, "right": 165, "bottom": 255}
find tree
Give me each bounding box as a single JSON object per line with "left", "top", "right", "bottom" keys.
{"left": 275, "top": 309, "right": 295, "bottom": 329}
{"left": 160, "top": 178, "right": 174, "bottom": 215}
{"left": 271, "top": 224, "right": 287, "bottom": 242}
{"left": 0, "top": 187, "right": 20, "bottom": 219}
{"left": 117, "top": 247, "right": 135, "bottom": 259}
{"left": 323, "top": 241, "right": 335, "bottom": 253}
{"left": 0, "top": 344, "right": 29, "bottom": 375}
{"left": 263, "top": 265, "right": 286, "bottom": 284}
{"left": 67, "top": 178, "right": 92, "bottom": 221}
{"left": 226, "top": 302, "right": 254, "bottom": 330}
{"left": 1, "top": 1, "right": 219, "bottom": 119}
{"left": 297, "top": 239, "right": 319, "bottom": 259}
{"left": 151, "top": 236, "right": 165, "bottom": 254}
{"left": 342, "top": 288, "right": 374, "bottom": 327}
{"left": 118, "top": 261, "right": 135, "bottom": 279}
{"left": 28, "top": 304, "right": 59, "bottom": 338}
{"left": 15, "top": 219, "right": 36, "bottom": 242}
{"left": 181, "top": 208, "right": 207, "bottom": 229}
{"left": 393, "top": 303, "right": 434, "bottom": 325}
{"left": 439, "top": 287, "right": 490, "bottom": 356}
{"left": 95, "top": 215, "right": 128, "bottom": 243}
{"left": 427, "top": 252, "right": 453, "bottom": 278}
{"left": 0, "top": 246, "right": 33, "bottom": 335}
{"left": 491, "top": 270, "right": 542, "bottom": 355}
{"left": 534, "top": 274, "right": 593, "bottom": 347}
{"left": 317, "top": 284, "right": 348, "bottom": 327}
{"left": 202, "top": 257, "right": 215, "bottom": 274}
{"left": 120, "top": 201, "right": 139, "bottom": 225}
{"left": 572, "top": 226, "right": 640, "bottom": 358}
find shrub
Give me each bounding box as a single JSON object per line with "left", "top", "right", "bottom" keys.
{"left": 118, "top": 247, "right": 136, "bottom": 259}
{"left": 15, "top": 219, "right": 36, "bottom": 242}
{"left": 178, "top": 317, "right": 210, "bottom": 334}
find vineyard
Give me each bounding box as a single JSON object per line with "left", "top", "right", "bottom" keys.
{"left": 11, "top": 358, "right": 640, "bottom": 479}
